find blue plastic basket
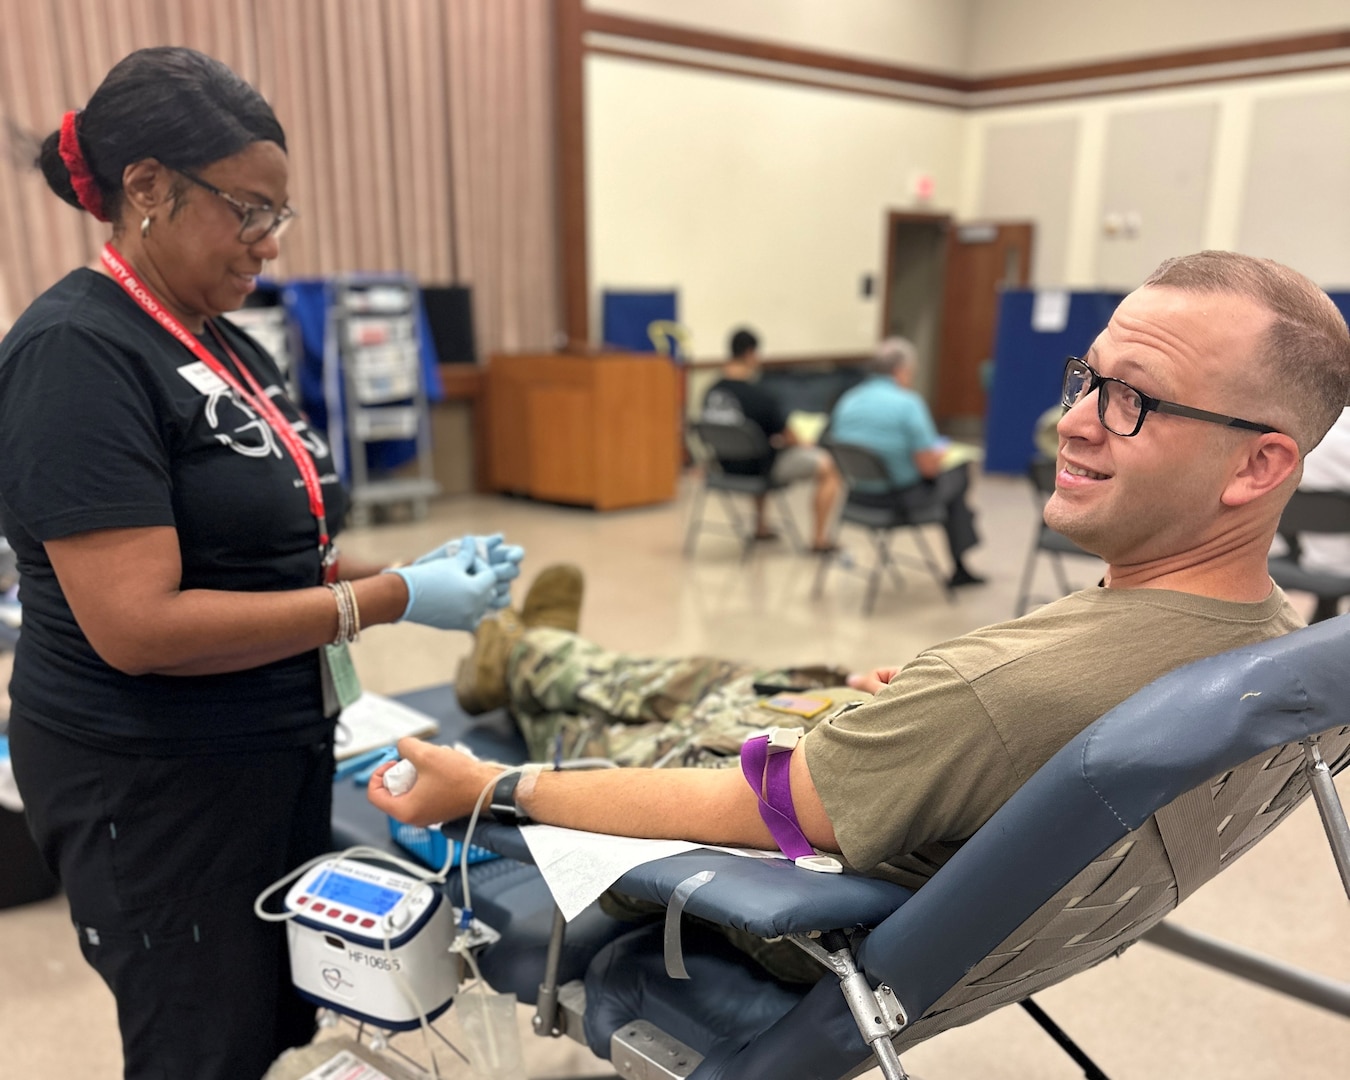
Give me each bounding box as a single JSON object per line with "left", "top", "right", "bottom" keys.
{"left": 386, "top": 817, "right": 500, "bottom": 870}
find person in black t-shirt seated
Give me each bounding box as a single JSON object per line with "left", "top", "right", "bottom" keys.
{"left": 0, "top": 48, "right": 524, "bottom": 1080}
{"left": 701, "top": 328, "right": 841, "bottom": 552}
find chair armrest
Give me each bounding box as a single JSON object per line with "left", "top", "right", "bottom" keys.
{"left": 447, "top": 822, "right": 913, "bottom": 938}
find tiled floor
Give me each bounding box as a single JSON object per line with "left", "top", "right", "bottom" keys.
{"left": 1, "top": 472, "right": 1346, "bottom": 1078}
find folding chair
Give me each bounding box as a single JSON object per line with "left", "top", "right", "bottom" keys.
{"left": 461, "top": 616, "right": 1350, "bottom": 1079}
{"left": 1267, "top": 489, "right": 1350, "bottom": 623}
{"left": 1014, "top": 456, "right": 1102, "bottom": 617}
{"left": 684, "top": 420, "right": 803, "bottom": 559}
{"left": 813, "top": 442, "right": 953, "bottom": 615}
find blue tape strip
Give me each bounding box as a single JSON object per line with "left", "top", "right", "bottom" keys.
{"left": 333, "top": 746, "right": 399, "bottom": 784}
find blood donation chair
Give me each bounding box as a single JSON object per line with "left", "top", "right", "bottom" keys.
{"left": 458, "top": 615, "right": 1350, "bottom": 1079}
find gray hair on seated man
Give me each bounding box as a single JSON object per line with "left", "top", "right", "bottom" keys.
{"left": 873, "top": 337, "right": 919, "bottom": 377}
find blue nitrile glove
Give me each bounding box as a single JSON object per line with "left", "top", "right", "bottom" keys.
{"left": 413, "top": 534, "right": 524, "bottom": 578}
{"left": 411, "top": 534, "right": 524, "bottom": 610}
{"left": 384, "top": 541, "right": 497, "bottom": 630}
{"left": 484, "top": 537, "right": 524, "bottom": 609}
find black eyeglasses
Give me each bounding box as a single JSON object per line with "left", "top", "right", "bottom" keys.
{"left": 179, "top": 170, "right": 296, "bottom": 244}
{"left": 1061, "top": 357, "right": 1281, "bottom": 438}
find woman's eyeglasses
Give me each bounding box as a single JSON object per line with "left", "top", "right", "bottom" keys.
{"left": 178, "top": 170, "right": 296, "bottom": 245}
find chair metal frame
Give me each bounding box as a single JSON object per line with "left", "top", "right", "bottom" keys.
{"left": 813, "top": 442, "right": 953, "bottom": 615}
{"left": 459, "top": 618, "right": 1350, "bottom": 1080}
{"left": 683, "top": 420, "right": 804, "bottom": 560}
{"left": 1267, "top": 489, "right": 1350, "bottom": 623}
{"left": 1014, "top": 456, "right": 1102, "bottom": 617}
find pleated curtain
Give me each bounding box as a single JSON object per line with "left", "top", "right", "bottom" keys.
{"left": 0, "top": 0, "right": 561, "bottom": 356}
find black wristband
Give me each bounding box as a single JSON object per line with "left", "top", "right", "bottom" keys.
{"left": 488, "top": 771, "right": 532, "bottom": 826}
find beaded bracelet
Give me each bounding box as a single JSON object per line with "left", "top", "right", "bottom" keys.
{"left": 327, "top": 580, "right": 362, "bottom": 645}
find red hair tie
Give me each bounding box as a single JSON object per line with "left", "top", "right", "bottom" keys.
{"left": 58, "top": 110, "right": 108, "bottom": 222}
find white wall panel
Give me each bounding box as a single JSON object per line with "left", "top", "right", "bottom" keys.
{"left": 1238, "top": 88, "right": 1350, "bottom": 287}
{"left": 977, "top": 118, "right": 1079, "bottom": 285}
{"left": 1094, "top": 104, "right": 1218, "bottom": 289}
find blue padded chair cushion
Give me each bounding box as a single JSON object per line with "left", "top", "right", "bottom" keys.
{"left": 461, "top": 825, "right": 913, "bottom": 938}
{"left": 583, "top": 923, "right": 809, "bottom": 1060}
{"left": 459, "top": 857, "right": 630, "bottom": 1002}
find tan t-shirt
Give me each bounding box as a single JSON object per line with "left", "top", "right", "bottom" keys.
{"left": 804, "top": 585, "right": 1303, "bottom": 889}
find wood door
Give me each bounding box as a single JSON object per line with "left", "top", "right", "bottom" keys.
{"left": 934, "top": 222, "right": 1034, "bottom": 423}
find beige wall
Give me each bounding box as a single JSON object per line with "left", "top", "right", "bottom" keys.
{"left": 966, "top": 0, "right": 1350, "bottom": 75}
{"left": 586, "top": 4, "right": 1350, "bottom": 358}
{"left": 587, "top": 54, "right": 965, "bottom": 358}
{"left": 958, "top": 68, "right": 1350, "bottom": 289}
{"left": 588, "top": 0, "right": 973, "bottom": 72}
{"left": 590, "top": 1, "right": 1350, "bottom": 78}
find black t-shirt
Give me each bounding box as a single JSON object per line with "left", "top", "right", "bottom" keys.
{"left": 701, "top": 378, "right": 786, "bottom": 476}
{"left": 0, "top": 269, "right": 349, "bottom": 754}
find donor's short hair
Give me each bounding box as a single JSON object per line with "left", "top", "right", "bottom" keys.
{"left": 1143, "top": 251, "right": 1350, "bottom": 452}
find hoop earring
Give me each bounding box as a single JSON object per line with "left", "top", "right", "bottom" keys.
{"left": 140, "top": 215, "right": 152, "bottom": 238}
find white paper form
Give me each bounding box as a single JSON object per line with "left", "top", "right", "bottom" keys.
{"left": 518, "top": 823, "right": 783, "bottom": 921}
{"left": 1031, "top": 289, "right": 1071, "bottom": 332}
{"left": 333, "top": 691, "right": 439, "bottom": 761}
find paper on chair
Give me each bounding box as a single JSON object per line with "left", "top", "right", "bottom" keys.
{"left": 517, "top": 824, "right": 783, "bottom": 921}
{"left": 786, "top": 410, "right": 829, "bottom": 446}
{"left": 333, "top": 691, "right": 439, "bottom": 761}
{"left": 940, "top": 441, "right": 983, "bottom": 470}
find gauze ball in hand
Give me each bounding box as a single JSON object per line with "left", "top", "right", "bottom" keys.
{"left": 383, "top": 758, "right": 419, "bottom": 797}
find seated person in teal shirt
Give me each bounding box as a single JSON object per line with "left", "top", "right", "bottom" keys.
{"left": 829, "top": 338, "right": 984, "bottom": 587}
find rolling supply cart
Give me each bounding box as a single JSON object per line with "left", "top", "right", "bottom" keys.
{"left": 222, "top": 284, "right": 301, "bottom": 398}
{"left": 324, "top": 276, "right": 440, "bottom": 526}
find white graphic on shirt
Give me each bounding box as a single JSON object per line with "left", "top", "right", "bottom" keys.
{"left": 702, "top": 387, "right": 746, "bottom": 425}
{"left": 202, "top": 384, "right": 331, "bottom": 464}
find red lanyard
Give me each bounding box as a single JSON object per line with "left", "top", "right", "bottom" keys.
{"left": 100, "top": 243, "right": 337, "bottom": 584}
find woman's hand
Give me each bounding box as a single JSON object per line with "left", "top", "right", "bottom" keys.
{"left": 384, "top": 542, "right": 499, "bottom": 630}
{"left": 409, "top": 533, "right": 524, "bottom": 610}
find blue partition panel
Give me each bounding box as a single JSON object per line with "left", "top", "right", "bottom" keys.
{"left": 601, "top": 290, "right": 677, "bottom": 353}
{"left": 983, "top": 290, "right": 1126, "bottom": 474}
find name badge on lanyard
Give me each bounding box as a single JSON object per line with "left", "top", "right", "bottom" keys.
{"left": 100, "top": 243, "right": 356, "bottom": 714}
{"left": 320, "top": 643, "right": 362, "bottom": 717}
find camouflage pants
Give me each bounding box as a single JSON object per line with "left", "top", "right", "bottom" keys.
{"left": 506, "top": 627, "right": 856, "bottom": 768}
{"left": 504, "top": 628, "right": 866, "bottom": 984}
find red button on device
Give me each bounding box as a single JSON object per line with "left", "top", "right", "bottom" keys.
{"left": 360, "top": 918, "right": 375, "bottom": 928}
{"left": 311, "top": 904, "right": 326, "bottom": 914}
{"left": 327, "top": 909, "right": 340, "bottom": 919}
{"left": 343, "top": 914, "right": 357, "bottom": 923}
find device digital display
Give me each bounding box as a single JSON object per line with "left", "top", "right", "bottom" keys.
{"left": 313, "top": 872, "right": 405, "bottom": 915}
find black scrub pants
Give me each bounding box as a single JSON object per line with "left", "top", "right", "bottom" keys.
{"left": 9, "top": 709, "right": 334, "bottom": 1080}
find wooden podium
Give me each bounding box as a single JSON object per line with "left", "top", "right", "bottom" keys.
{"left": 485, "top": 351, "right": 680, "bottom": 510}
